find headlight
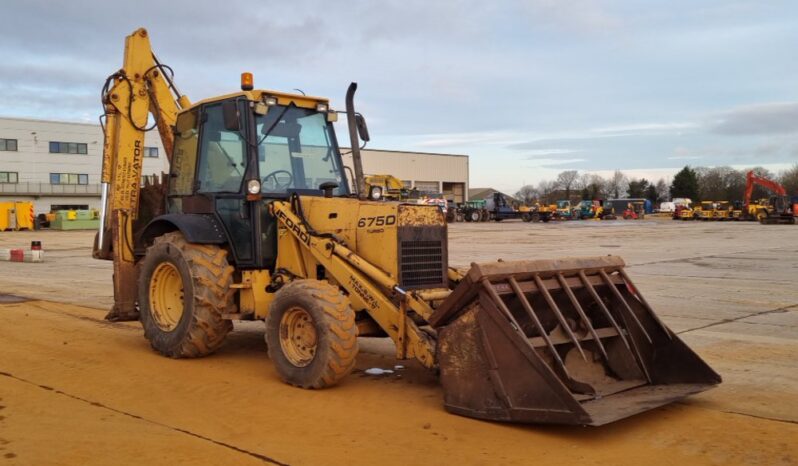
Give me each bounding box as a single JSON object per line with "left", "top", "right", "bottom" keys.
{"left": 264, "top": 96, "right": 278, "bottom": 106}
{"left": 247, "top": 179, "right": 261, "bottom": 194}
{"left": 370, "top": 186, "right": 382, "bottom": 200}
{"left": 316, "top": 103, "right": 328, "bottom": 112}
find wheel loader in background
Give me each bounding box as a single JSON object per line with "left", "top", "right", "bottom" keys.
{"left": 93, "top": 28, "right": 720, "bottom": 426}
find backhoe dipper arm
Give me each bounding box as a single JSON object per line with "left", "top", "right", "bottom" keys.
{"left": 96, "top": 28, "right": 191, "bottom": 321}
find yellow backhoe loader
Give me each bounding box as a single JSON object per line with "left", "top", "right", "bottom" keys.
{"left": 93, "top": 28, "right": 719, "bottom": 426}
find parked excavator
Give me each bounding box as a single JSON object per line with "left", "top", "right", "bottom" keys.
{"left": 93, "top": 28, "right": 720, "bottom": 426}
{"left": 743, "top": 170, "right": 795, "bottom": 224}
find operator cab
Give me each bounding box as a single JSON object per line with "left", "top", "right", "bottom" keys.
{"left": 166, "top": 81, "right": 354, "bottom": 269}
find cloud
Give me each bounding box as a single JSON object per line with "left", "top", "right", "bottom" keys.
{"left": 525, "top": 149, "right": 581, "bottom": 159}
{"left": 667, "top": 155, "right": 703, "bottom": 160}
{"left": 538, "top": 158, "right": 587, "bottom": 168}
{"left": 518, "top": 0, "right": 622, "bottom": 33}
{"left": 710, "top": 102, "right": 798, "bottom": 135}
{"left": 415, "top": 131, "right": 525, "bottom": 148}
{"left": 589, "top": 122, "right": 698, "bottom": 135}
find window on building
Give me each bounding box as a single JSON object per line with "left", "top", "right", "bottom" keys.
{"left": 50, "top": 173, "right": 89, "bottom": 185}
{"left": 0, "top": 172, "right": 19, "bottom": 183}
{"left": 51, "top": 204, "right": 89, "bottom": 211}
{"left": 49, "top": 141, "right": 88, "bottom": 154}
{"left": 0, "top": 138, "right": 18, "bottom": 151}
{"left": 144, "top": 146, "right": 159, "bottom": 158}
{"left": 414, "top": 181, "right": 440, "bottom": 194}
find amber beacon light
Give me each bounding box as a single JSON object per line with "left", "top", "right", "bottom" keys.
{"left": 241, "top": 72, "right": 253, "bottom": 91}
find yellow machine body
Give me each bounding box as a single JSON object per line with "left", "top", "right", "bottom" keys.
{"left": 94, "top": 27, "right": 721, "bottom": 427}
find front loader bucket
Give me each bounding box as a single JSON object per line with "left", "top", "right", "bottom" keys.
{"left": 429, "top": 256, "right": 721, "bottom": 426}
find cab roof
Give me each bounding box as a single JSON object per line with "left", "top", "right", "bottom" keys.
{"left": 184, "top": 89, "right": 330, "bottom": 113}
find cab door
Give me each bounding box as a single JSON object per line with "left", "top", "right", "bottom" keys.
{"left": 167, "top": 100, "right": 259, "bottom": 266}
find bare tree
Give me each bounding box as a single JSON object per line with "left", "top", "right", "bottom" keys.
{"left": 578, "top": 172, "right": 591, "bottom": 191}
{"left": 537, "top": 180, "right": 558, "bottom": 204}
{"left": 655, "top": 178, "right": 669, "bottom": 201}
{"left": 698, "top": 166, "right": 736, "bottom": 201}
{"left": 606, "top": 170, "right": 627, "bottom": 199}
{"left": 588, "top": 174, "right": 608, "bottom": 199}
{"left": 515, "top": 184, "right": 539, "bottom": 205}
{"left": 780, "top": 164, "right": 798, "bottom": 194}
{"left": 556, "top": 170, "right": 580, "bottom": 200}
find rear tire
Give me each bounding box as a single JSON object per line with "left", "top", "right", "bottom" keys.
{"left": 469, "top": 210, "right": 480, "bottom": 222}
{"left": 266, "top": 280, "right": 358, "bottom": 389}
{"left": 138, "top": 232, "right": 234, "bottom": 358}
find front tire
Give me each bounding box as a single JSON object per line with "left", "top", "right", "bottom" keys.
{"left": 138, "top": 232, "right": 234, "bottom": 358}
{"left": 266, "top": 280, "right": 358, "bottom": 389}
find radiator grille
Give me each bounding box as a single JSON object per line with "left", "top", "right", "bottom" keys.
{"left": 400, "top": 240, "right": 445, "bottom": 289}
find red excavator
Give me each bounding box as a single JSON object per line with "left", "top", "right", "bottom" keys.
{"left": 743, "top": 171, "right": 795, "bottom": 225}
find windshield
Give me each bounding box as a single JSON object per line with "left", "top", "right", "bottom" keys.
{"left": 256, "top": 105, "right": 348, "bottom": 195}
{"left": 557, "top": 201, "right": 569, "bottom": 209}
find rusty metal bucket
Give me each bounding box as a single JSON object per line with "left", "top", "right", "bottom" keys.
{"left": 429, "top": 256, "right": 721, "bottom": 426}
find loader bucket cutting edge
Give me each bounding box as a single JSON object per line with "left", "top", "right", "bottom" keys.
{"left": 430, "top": 256, "right": 721, "bottom": 426}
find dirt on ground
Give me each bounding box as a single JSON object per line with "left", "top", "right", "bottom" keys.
{"left": 0, "top": 219, "right": 796, "bottom": 465}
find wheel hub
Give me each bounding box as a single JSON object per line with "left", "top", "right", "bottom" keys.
{"left": 149, "top": 262, "right": 184, "bottom": 331}
{"left": 280, "top": 307, "right": 317, "bottom": 367}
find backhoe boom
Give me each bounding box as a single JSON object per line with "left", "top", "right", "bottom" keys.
{"left": 94, "top": 28, "right": 190, "bottom": 320}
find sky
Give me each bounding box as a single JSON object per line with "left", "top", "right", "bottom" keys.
{"left": 1, "top": 0, "right": 797, "bottom": 193}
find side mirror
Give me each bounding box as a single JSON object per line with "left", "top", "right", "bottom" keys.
{"left": 355, "top": 114, "right": 370, "bottom": 142}
{"left": 222, "top": 101, "right": 240, "bottom": 131}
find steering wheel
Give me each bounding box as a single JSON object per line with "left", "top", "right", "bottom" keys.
{"left": 261, "top": 170, "right": 294, "bottom": 191}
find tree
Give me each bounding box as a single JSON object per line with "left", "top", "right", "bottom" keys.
{"left": 537, "top": 180, "right": 558, "bottom": 204}
{"left": 655, "top": 178, "right": 669, "bottom": 201}
{"left": 586, "top": 174, "right": 607, "bottom": 200}
{"left": 645, "top": 184, "right": 659, "bottom": 203}
{"left": 698, "top": 166, "right": 736, "bottom": 201}
{"left": 515, "top": 185, "right": 539, "bottom": 205}
{"left": 626, "top": 178, "right": 649, "bottom": 198}
{"left": 723, "top": 169, "right": 746, "bottom": 201}
{"left": 670, "top": 166, "right": 699, "bottom": 200}
{"left": 606, "top": 170, "right": 627, "bottom": 199}
{"left": 556, "top": 170, "right": 579, "bottom": 200}
{"left": 780, "top": 164, "right": 798, "bottom": 195}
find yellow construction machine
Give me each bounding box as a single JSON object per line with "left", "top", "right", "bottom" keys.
{"left": 363, "top": 174, "right": 409, "bottom": 201}
{"left": 93, "top": 28, "right": 719, "bottom": 426}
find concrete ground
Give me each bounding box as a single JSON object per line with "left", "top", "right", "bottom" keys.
{"left": 0, "top": 219, "right": 796, "bottom": 465}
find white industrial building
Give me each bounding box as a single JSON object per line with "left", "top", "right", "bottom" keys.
{"left": 0, "top": 117, "right": 469, "bottom": 213}
{"left": 0, "top": 117, "right": 168, "bottom": 213}
{"left": 342, "top": 149, "right": 469, "bottom": 203}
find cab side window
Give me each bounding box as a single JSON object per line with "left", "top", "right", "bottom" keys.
{"left": 197, "top": 103, "right": 246, "bottom": 193}
{"left": 169, "top": 109, "right": 199, "bottom": 196}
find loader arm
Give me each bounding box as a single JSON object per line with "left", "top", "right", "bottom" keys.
{"left": 94, "top": 28, "right": 191, "bottom": 321}
{"left": 270, "top": 199, "right": 438, "bottom": 367}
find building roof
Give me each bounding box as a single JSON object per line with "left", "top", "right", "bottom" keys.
{"left": 342, "top": 147, "right": 469, "bottom": 158}
{"left": 469, "top": 187, "right": 518, "bottom": 203}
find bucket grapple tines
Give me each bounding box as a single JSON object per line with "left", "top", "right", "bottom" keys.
{"left": 430, "top": 256, "right": 721, "bottom": 426}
